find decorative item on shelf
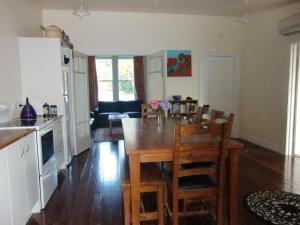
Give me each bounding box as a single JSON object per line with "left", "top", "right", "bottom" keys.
{"left": 150, "top": 100, "right": 172, "bottom": 127}
{"left": 40, "top": 25, "right": 62, "bottom": 38}
{"left": 167, "top": 50, "right": 192, "bottom": 77}
{"left": 172, "top": 95, "right": 182, "bottom": 101}
{"left": 20, "top": 97, "right": 37, "bottom": 120}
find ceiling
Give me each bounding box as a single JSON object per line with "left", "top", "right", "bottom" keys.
{"left": 39, "top": 0, "right": 299, "bottom": 17}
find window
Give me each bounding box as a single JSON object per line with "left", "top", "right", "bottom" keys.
{"left": 96, "top": 56, "right": 135, "bottom": 101}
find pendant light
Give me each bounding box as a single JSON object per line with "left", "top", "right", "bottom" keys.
{"left": 73, "top": 0, "right": 90, "bottom": 18}
{"left": 239, "top": 0, "right": 249, "bottom": 24}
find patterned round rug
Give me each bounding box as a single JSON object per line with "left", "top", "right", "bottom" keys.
{"left": 245, "top": 190, "right": 300, "bottom": 225}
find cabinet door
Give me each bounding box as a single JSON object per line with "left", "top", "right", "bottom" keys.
{"left": 0, "top": 150, "right": 12, "bottom": 225}
{"left": 7, "top": 140, "right": 28, "bottom": 225}
{"left": 23, "top": 132, "right": 40, "bottom": 214}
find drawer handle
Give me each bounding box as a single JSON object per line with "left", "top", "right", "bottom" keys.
{"left": 21, "top": 148, "right": 25, "bottom": 157}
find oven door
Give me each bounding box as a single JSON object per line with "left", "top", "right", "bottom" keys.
{"left": 37, "top": 125, "right": 56, "bottom": 176}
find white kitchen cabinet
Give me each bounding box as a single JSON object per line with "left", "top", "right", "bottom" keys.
{"left": 53, "top": 117, "right": 64, "bottom": 169}
{"left": 6, "top": 140, "right": 28, "bottom": 225}
{"left": 0, "top": 150, "right": 12, "bottom": 225}
{"left": 23, "top": 133, "right": 40, "bottom": 214}
{"left": 1, "top": 132, "right": 40, "bottom": 225}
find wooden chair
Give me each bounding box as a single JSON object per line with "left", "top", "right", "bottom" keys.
{"left": 141, "top": 104, "right": 158, "bottom": 118}
{"left": 122, "top": 160, "right": 165, "bottom": 225}
{"left": 193, "top": 105, "right": 210, "bottom": 124}
{"left": 210, "top": 110, "right": 234, "bottom": 135}
{"left": 166, "top": 122, "right": 231, "bottom": 225}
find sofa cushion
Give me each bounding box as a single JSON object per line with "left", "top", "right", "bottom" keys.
{"left": 125, "top": 112, "right": 141, "bottom": 118}
{"left": 98, "top": 101, "right": 121, "bottom": 113}
{"left": 120, "top": 100, "right": 142, "bottom": 113}
{"left": 96, "top": 112, "right": 121, "bottom": 119}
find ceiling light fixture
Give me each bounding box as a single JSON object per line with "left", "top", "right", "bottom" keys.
{"left": 73, "top": 0, "right": 90, "bottom": 18}
{"left": 239, "top": 0, "right": 249, "bottom": 24}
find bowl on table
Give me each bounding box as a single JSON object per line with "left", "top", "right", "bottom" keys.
{"left": 172, "top": 95, "right": 182, "bottom": 101}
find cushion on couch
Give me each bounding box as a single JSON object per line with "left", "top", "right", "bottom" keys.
{"left": 125, "top": 112, "right": 141, "bottom": 118}
{"left": 120, "top": 100, "right": 142, "bottom": 113}
{"left": 98, "top": 101, "right": 121, "bottom": 113}
{"left": 96, "top": 112, "right": 121, "bottom": 119}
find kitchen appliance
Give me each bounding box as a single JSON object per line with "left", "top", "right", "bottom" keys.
{"left": 0, "top": 116, "right": 61, "bottom": 209}
{"left": 18, "top": 37, "right": 76, "bottom": 167}
{"left": 20, "top": 97, "right": 37, "bottom": 119}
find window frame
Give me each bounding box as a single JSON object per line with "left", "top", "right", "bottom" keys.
{"left": 96, "top": 56, "right": 135, "bottom": 101}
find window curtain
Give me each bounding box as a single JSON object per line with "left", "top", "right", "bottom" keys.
{"left": 133, "top": 56, "right": 145, "bottom": 102}
{"left": 88, "top": 56, "right": 98, "bottom": 110}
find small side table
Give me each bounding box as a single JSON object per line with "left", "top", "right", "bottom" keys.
{"left": 108, "top": 114, "right": 129, "bottom": 135}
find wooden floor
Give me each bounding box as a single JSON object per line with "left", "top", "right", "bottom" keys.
{"left": 27, "top": 138, "right": 300, "bottom": 225}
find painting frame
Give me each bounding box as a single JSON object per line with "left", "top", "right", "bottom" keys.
{"left": 167, "top": 50, "right": 192, "bottom": 77}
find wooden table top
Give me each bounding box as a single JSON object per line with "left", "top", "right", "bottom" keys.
{"left": 122, "top": 118, "right": 243, "bottom": 155}
{"left": 0, "top": 129, "right": 35, "bottom": 150}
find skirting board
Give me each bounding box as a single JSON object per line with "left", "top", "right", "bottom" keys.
{"left": 239, "top": 132, "right": 284, "bottom": 154}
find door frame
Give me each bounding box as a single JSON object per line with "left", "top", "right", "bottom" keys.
{"left": 199, "top": 51, "right": 241, "bottom": 137}
{"left": 285, "top": 42, "right": 300, "bottom": 156}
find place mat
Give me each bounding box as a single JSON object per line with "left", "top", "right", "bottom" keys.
{"left": 245, "top": 190, "right": 300, "bottom": 225}
{"left": 94, "top": 128, "right": 124, "bottom": 142}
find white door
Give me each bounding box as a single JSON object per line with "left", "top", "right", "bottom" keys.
{"left": 73, "top": 52, "right": 91, "bottom": 155}
{"left": 200, "top": 53, "right": 240, "bottom": 137}
{"left": 146, "top": 51, "right": 165, "bottom": 102}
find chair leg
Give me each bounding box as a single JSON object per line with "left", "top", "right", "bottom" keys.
{"left": 172, "top": 195, "right": 179, "bottom": 225}
{"left": 157, "top": 183, "right": 164, "bottom": 225}
{"left": 123, "top": 187, "right": 131, "bottom": 225}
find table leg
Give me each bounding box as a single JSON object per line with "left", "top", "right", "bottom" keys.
{"left": 109, "top": 120, "right": 112, "bottom": 135}
{"left": 229, "top": 149, "right": 239, "bottom": 225}
{"left": 129, "top": 154, "right": 141, "bottom": 225}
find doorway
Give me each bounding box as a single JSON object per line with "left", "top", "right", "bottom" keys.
{"left": 286, "top": 42, "right": 300, "bottom": 156}
{"left": 199, "top": 52, "right": 240, "bottom": 137}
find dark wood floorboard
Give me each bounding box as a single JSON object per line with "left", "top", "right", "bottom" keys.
{"left": 27, "top": 139, "right": 300, "bottom": 225}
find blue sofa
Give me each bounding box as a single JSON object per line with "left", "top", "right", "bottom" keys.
{"left": 92, "top": 100, "right": 142, "bottom": 128}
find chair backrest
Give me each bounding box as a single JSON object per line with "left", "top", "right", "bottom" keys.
{"left": 210, "top": 110, "right": 234, "bottom": 136}
{"left": 193, "top": 105, "right": 210, "bottom": 124}
{"left": 141, "top": 104, "right": 158, "bottom": 118}
{"left": 173, "top": 122, "right": 231, "bottom": 190}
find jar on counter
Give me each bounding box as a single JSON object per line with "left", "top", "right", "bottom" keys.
{"left": 43, "top": 103, "right": 50, "bottom": 118}
{"left": 50, "top": 105, "right": 57, "bottom": 117}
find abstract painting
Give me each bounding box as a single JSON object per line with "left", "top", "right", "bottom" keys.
{"left": 167, "top": 50, "right": 192, "bottom": 77}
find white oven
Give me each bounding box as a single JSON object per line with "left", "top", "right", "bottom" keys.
{"left": 36, "top": 124, "right": 58, "bottom": 209}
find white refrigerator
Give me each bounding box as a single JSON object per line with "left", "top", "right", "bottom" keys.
{"left": 18, "top": 37, "right": 76, "bottom": 167}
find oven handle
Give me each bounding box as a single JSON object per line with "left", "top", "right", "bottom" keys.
{"left": 39, "top": 125, "right": 54, "bottom": 136}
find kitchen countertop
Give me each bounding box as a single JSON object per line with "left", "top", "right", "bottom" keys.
{"left": 0, "top": 129, "right": 35, "bottom": 150}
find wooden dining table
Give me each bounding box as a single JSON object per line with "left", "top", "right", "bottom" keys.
{"left": 122, "top": 118, "right": 243, "bottom": 225}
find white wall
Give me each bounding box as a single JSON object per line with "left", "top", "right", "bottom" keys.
{"left": 240, "top": 3, "right": 300, "bottom": 154}
{"left": 43, "top": 10, "right": 244, "bottom": 100}
{"left": 0, "top": 0, "right": 42, "bottom": 115}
